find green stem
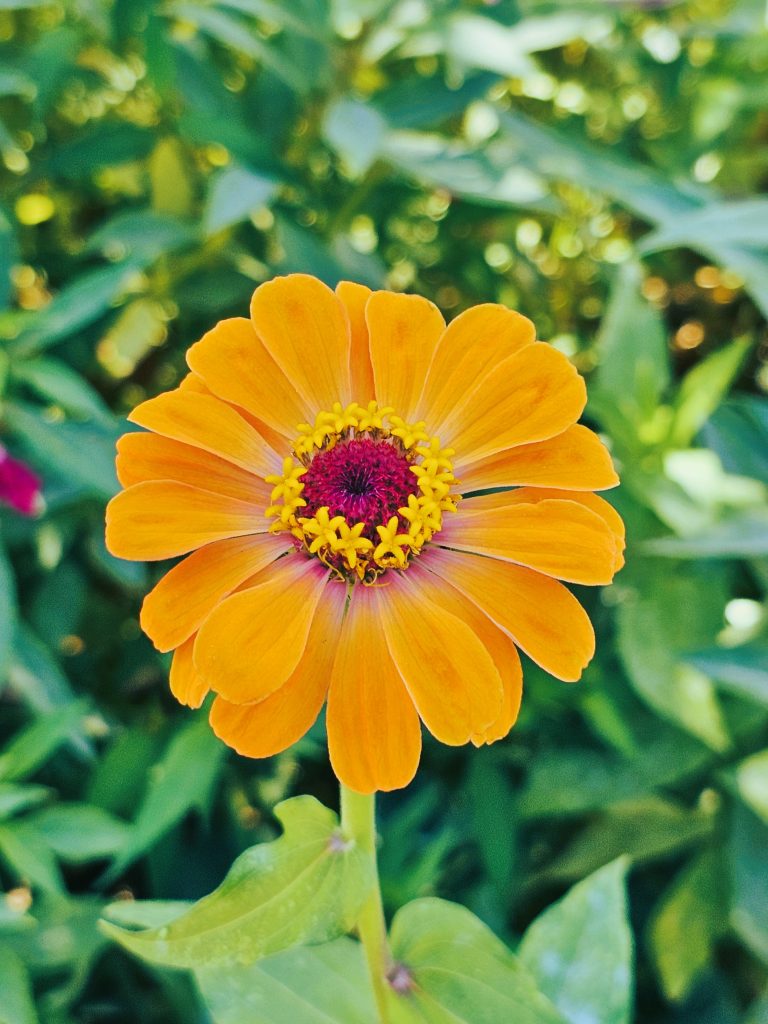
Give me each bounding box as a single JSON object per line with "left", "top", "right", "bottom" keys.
{"left": 340, "top": 785, "right": 392, "bottom": 1024}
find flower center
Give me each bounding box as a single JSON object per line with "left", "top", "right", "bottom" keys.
{"left": 265, "top": 401, "right": 458, "bottom": 582}
{"left": 301, "top": 438, "right": 415, "bottom": 543}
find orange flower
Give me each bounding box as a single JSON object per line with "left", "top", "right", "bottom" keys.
{"left": 106, "top": 274, "right": 623, "bottom": 793}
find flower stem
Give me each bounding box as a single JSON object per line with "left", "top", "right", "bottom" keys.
{"left": 340, "top": 785, "right": 392, "bottom": 1024}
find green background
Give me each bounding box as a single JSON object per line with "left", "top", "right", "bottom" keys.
{"left": 0, "top": 0, "right": 767, "bottom": 1021}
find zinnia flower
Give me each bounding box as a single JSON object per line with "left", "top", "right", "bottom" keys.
{"left": 106, "top": 274, "right": 623, "bottom": 793}
{"left": 0, "top": 444, "right": 42, "bottom": 516}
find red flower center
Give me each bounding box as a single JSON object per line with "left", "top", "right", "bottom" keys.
{"left": 301, "top": 438, "right": 416, "bottom": 541}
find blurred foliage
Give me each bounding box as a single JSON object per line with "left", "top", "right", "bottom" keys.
{"left": 0, "top": 0, "right": 767, "bottom": 1020}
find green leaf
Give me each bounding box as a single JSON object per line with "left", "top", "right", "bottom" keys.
{"left": 27, "top": 804, "right": 128, "bottom": 864}
{"left": 196, "top": 938, "right": 376, "bottom": 1024}
{"left": 591, "top": 261, "right": 670, "bottom": 438}
{"left": 538, "top": 797, "right": 714, "bottom": 884}
{"left": 639, "top": 199, "right": 768, "bottom": 254}
{"left": 669, "top": 337, "right": 752, "bottom": 447}
{"left": 648, "top": 850, "right": 727, "bottom": 1002}
{"left": 499, "top": 111, "right": 707, "bottom": 224}
{"left": 519, "top": 859, "right": 633, "bottom": 1024}
{"left": 0, "top": 945, "right": 39, "bottom": 1024}
{"left": 204, "top": 164, "right": 278, "bottom": 234}
{"left": 0, "top": 704, "right": 86, "bottom": 783}
{"left": 0, "top": 821, "right": 63, "bottom": 894}
{"left": 5, "top": 401, "right": 120, "bottom": 501}
{"left": 11, "top": 358, "right": 113, "bottom": 423}
{"left": 102, "top": 715, "right": 226, "bottom": 882}
{"left": 0, "top": 784, "right": 49, "bottom": 820}
{"left": 616, "top": 566, "right": 730, "bottom": 750}
{"left": 730, "top": 800, "right": 768, "bottom": 963}
{"left": 324, "top": 99, "right": 387, "bottom": 177}
{"left": 388, "top": 898, "right": 566, "bottom": 1024}
{"left": 733, "top": 750, "right": 768, "bottom": 824}
{"left": 685, "top": 645, "right": 768, "bottom": 706}
{"left": 10, "top": 263, "right": 142, "bottom": 357}
{"left": 644, "top": 511, "right": 768, "bottom": 558}
{"left": 84, "top": 209, "right": 197, "bottom": 262}
{"left": 101, "top": 795, "right": 374, "bottom": 968}
{"left": 7, "top": 624, "right": 77, "bottom": 713}
{"left": 0, "top": 542, "right": 17, "bottom": 683}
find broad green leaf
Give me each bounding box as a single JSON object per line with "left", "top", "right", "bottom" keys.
{"left": 388, "top": 898, "right": 566, "bottom": 1024}
{"left": 538, "top": 797, "right": 714, "bottom": 884}
{"left": 703, "top": 395, "right": 768, "bottom": 480}
{"left": 324, "top": 99, "right": 387, "bottom": 177}
{"left": 84, "top": 209, "right": 196, "bottom": 262}
{"left": 591, "top": 261, "right": 670, "bottom": 435}
{"left": 499, "top": 111, "right": 707, "bottom": 224}
{"left": 101, "top": 796, "right": 374, "bottom": 968}
{"left": 26, "top": 804, "right": 128, "bottom": 863}
{"left": 7, "top": 624, "right": 77, "bottom": 713}
{"left": 0, "top": 945, "right": 39, "bottom": 1024}
{"left": 519, "top": 859, "right": 633, "bottom": 1024}
{"left": 5, "top": 401, "right": 120, "bottom": 500}
{"left": 204, "top": 164, "right": 278, "bottom": 234}
{"left": 616, "top": 566, "right": 730, "bottom": 750}
{"left": 10, "top": 263, "right": 143, "bottom": 357}
{"left": 0, "top": 821, "right": 63, "bottom": 894}
{"left": 685, "top": 645, "right": 768, "bottom": 706}
{"left": 734, "top": 750, "right": 768, "bottom": 823}
{"left": 648, "top": 850, "right": 727, "bottom": 1002}
{"left": 0, "top": 784, "right": 49, "bottom": 820}
{"left": 639, "top": 199, "right": 768, "bottom": 252}
{"left": 382, "top": 132, "right": 554, "bottom": 211}
{"left": 102, "top": 715, "right": 226, "bottom": 882}
{"left": 669, "top": 337, "right": 752, "bottom": 447}
{"left": 644, "top": 509, "right": 768, "bottom": 558}
{"left": 0, "top": 704, "right": 86, "bottom": 783}
{"left": 11, "top": 358, "right": 113, "bottom": 423}
{"left": 196, "top": 938, "right": 376, "bottom": 1024}
{"left": 730, "top": 800, "right": 768, "bottom": 963}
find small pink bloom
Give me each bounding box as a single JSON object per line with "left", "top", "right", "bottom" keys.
{"left": 0, "top": 445, "right": 42, "bottom": 516}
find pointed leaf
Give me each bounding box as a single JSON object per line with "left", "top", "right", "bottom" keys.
{"left": 195, "top": 938, "right": 376, "bottom": 1024}
{"left": 0, "top": 945, "right": 39, "bottom": 1024}
{"left": 519, "top": 859, "right": 633, "bottom": 1024}
{"left": 388, "top": 898, "right": 566, "bottom": 1024}
{"left": 101, "top": 796, "right": 374, "bottom": 968}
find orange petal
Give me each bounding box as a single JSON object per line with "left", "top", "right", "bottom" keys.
{"left": 336, "top": 281, "right": 375, "bottom": 400}
{"left": 187, "top": 317, "right": 308, "bottom": 442}
{"left": 250, "top": 274, "right": 352, "bottom": 411}
{"left": 426, "top": 547, "right": 595, "bottom": 682}
{"left": 116, "top": 432, "right": 271, "bottom": 507}
{"left": 437, "top": 344, "right": 586, "bottom": 464}
{"left": 141, "top": 534, "right": 292, "bottom": 653}
{"left": 193, "top": 556, "right": 329, "bottom": 704}
{"left": 105, "top": 481, "right": 266, "bottom": 561}
{"left": 327, "top": 585, "right": 421, "bottom": 794}
{"left": 178, "top": 373, "right": 211, "bottom": 394}
{"left": 457, "top": 424, "right": 619, "bottom": 493}
{"left": 440, "top": 497, "right": 619, "bottom": 585}
{"left": 404, "top": 563, "right": 522, "bottom": 746}
{"left": 365, "top": 290, "right": 445, "bottom": 421}
{"left": 378, "top": 571, "right": 503, "bottom": 746}
{"left": 169, "top": 636, "right": 208, "bottom": 709}
{"left": 417, "top": 303, "right": 535, "bottom": 425}
{"left": 129, "top": 389, "right": 280, "bottom": 478}
{"left": 464, "top": 487, "right": 625, "bottom": 573}
{"left": 210, "top": 580, "right": 346, "bottom": 759}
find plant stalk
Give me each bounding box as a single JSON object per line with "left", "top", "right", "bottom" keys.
{"left": 340, "top": 784, "right": 392, "bottom": 1024}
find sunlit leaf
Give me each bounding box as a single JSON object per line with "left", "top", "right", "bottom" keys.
{"left": 196, "top": 938, "right": 376, "bottom": 1024}
{"left": 0, "top": 945, "right": 39, "bottom": 1024}
{"left": 101, "top": 796, "right": 374, "bottom": 967}
{"left": 519, "top": 859, "right": 633, "bottom": 1024}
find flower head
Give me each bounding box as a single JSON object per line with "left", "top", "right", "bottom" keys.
{"left": 0, "top": 444, "right": 42, "bottom": 516}
{"left": 106, "top": 274, "right": 624, "bottom": 793}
